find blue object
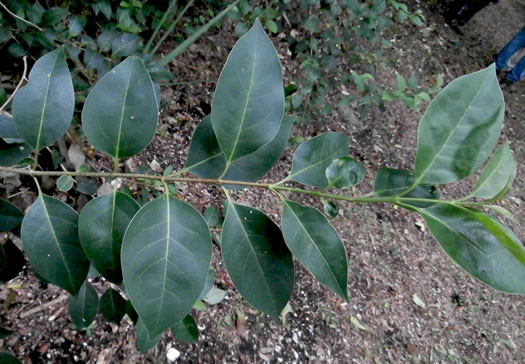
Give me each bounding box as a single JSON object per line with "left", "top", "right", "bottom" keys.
{"left": 496, "top": 27, "right": 525, "bottom": 83}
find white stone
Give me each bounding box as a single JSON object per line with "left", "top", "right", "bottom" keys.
{"left": 166, "top": 348, "right": 180, "bottom": 362}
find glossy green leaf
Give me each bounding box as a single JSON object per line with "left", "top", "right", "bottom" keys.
{"left": 374, "top": 168, "right": 440, "bottom": 208}
{"left": 325, "top": 156, "right": 366, "bottom": 188}
{"left": 198, "top": 268, "right": 215, "bottom": 299}
{"left": 99, "top": 287, "right": 126, "bottom": 323}
{"left": 203, "top": 206, "right": 219, "bottom": 227}
{"left": 211, "top": 19, "right": 284, "bottom": 162}
{"left": 416, "top": 204, "right": 525, "bottom": 294}
{"left": 136, "top": 318, "right": 162, "bottom": 353}
{"left": 203, "top": 287, "right": 226, "bottom": 305}
{"left": 171, "top": 314, "right": 199, "bottom": 343}
{"left": 21, "top": 195, "right": 89, "bottom": 294}
{"left": 186, "top": 115, "right": 294, "bottom": 182}
{"left": 468, "top": 143, "right": 516, "bottom": 200}
{"left": 415, "top": 65, "right": 504, "bottom": 184}
{"left": 57, "top": 175, "right": 74, "bottom": 192}
{"left": 0, "top": 198, "right": 23, "bottom": 232}
{"left": 0, "top": 240, "right": 25, "bottom": 283}
{"left": 287, "top": 132, "right": 348, "bottom": 188}
{"left": 12, "top": 48, "right": 74, "bottom": 151}
{"left": 112, "top": 33, "right": 140, "bottom": 57}
{"left": 121, "top": 195, "right": 211, "bottom": 337}
{"left": 82, "top": 57, "right": 158, "bottom": 159}
{"left": 322, "top": 200, "right": 339, "bottom": 218}
{"left": 281, "top": 200, "right": 348, "bottom": 300}
{"left": 221, "top": 203, "right": 294, "bottom": 318}
{"left": 0, "top": 353, "right": 21, "bottom": 364}
{"left": 79, "top": 192, "right": 140, "bottom": 284}
{"left": 0, "top": 143, "right": 32, "bottom": 167}
{"left": 0, "top": 114, "right": 22, "bottom": 141}
{"left": 68, "top": 280, "right": 99, "bottom": 329}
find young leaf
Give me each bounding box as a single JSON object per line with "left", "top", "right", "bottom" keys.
{"left": 99, "top": 287, "right": 126, "bottom": 324}
{"left": 0, "top": 240, "right": 25, "bottom": 283}
{"left": 68, "top": 280, "right": 99, "bottom": 330}
{"left": 203, "top": 287, "right": 226, "bottom": 305}
{"left": 221, "top": 203, "right": 294, "bottom": 318}
{"left": 171, "top": 314, "right": 199, "bottom": 343}
{"left": 468, "top": 143, "right": 516, "bottom": 200}
{"left": 21, "top": 195, "right": 89, "bottom": 295}
{"left": 211, "top": 19, "right": 284, "bottom": 162}
{"left": 186, "top": 115, "right": 294, "bottom": 183}
{"left": 0, "top": 198, "right": 24, "bottom": 232}
{"left": 415, "top": 64, "right": 504, "bottom": 184}
{"left": 82, "top": 57, "right": 158, "bottom": 159}
{"left": 374, "top": 168, "right": 440, "bottom": 208}
{"left": 325, "top": 156, "right": 366, "bottom": 188}
{"left": 416, "top": 204, "right": 525, "bottom": 294}
{"left": 12, "top": 48, "right": 74, "bottom": 151}
{"left": 57, "top": 175, "right": 74, "bottom": 192}
{"left": 79, "top": 192, "right": 140, "bottom": 284}
{"left": 281, "top": 200, "right": 348, "bottom": 301}
{"left": 287, "top": 132, "right": 348, "bottom": 188}
{"left": 121, "top": 195, "right": 212, "bottom": 337}
{"left": 136, "top": 318, "right": 162, "bottom": 353}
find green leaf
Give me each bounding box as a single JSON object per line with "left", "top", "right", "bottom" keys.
{"left": 198, "top": 268, "right": 215, "bottom": 299}
{"left": 416, "top": 204, "right": 525, "bottom": 294}
{"left": 79, "top": 192, "right": 140, "bottom": 284}
{"left": 12, "top": 48, "right": 74, "bottom": 151}
{"left": 0, "top": 353, "right": 21, "bottom": 364}
{"left": 468, "top": 144, "right": 516, "bottom": 200}
{"left": 202, "top": 287, "right": 226, "bottom": 305}
{"left": 287, "top": 132, "right": 348, "bottom": 188}
{"left": 43, "top": 8, "right": 68, "bottom": 26}
{"left": 0, "top": 327, "right": 13, "bottom": 339}
{"left": 125, "top": 300, "right": 138, "bottom": 323}
{"left": 121, "top": 195, "right": 211, "bottom": 337}
{"left": 265, "top": 19, "right": 278, "bottom": 33}
{"left": 0, "top": 143, "right": 32, "bottom": 167}
{"left": 97, "top": 30, "right": 117, "bottom": 52}
{"left": 374, "top": 168, "right": 440, "bottom": 208}
{"left": 99, "top": 287, "right": 126, "bottom": 323}
{"left": 136, "top": 318, "right": 162, "bottom": 353}
{"left": 414, "top": 65, "right": 504, "bottom": 184}
{"left": 211, "top": 19, "right": 284, "bottom": 163}
{"left": 281, "top": 200, "right": 348, "bottom": 300}
{"left": 111, "top": 33, "right": 140, "bottom": 57}
{"left": 82, "top": 57, "right": 158, "bottom": 159}
{"left": 0, "top": 114, "right": 22, "bottom": 141}
{"left": 69, "top": 15, "right": 87, "bottom": 37}
{"left": 0, "top": 240, "right": 25, "bottom": 283}
{"left": 322, "top": 200, "right": 339, "bottom": 218}
{"left": 325, "top": 156, "right": 366, "bottom": 188}
{"left": 171, "top": 314, "right": 199, "bottom": 343}
{"left": 21, "top": 195, "right": 89, "bottom": 295}
{"left": 186, "top": 115, "right": 294, "bottom": 183}
{"left": 203, "top": 206, "right": 219, "bottom": 227}
{"left": 0, "top": 198, "right": 23, "bottom": 232}
{"left": 68, "top": 280, "right": 99, "bottom": 330}
{"left": 396, "top": 74, "right": 406, "bottom": 92}
{"left": 221, "top": 203, "right": 293, "bottom": 318}
{"left": 57, "top": 175, "right": 74, "bottom": 192}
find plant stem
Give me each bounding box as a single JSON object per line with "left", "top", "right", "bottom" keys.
{"left": 0, "top": 1, "right": 43, "bottom": 31}
{"left": 150, "top": 0, "right": 195, "bottom": 56}
{"left": 0, "top": 55, "right": 27, "bottom": 111}
{"left": 144, "top": 0, "right": 179, "bottom": 54}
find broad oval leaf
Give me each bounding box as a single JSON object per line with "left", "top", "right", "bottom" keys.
{"left": 469, "top": 143, "right": 516, "bottom": 200}
{"left": 57, "top": 175, "right": 74, "bottom": 192}
{"left": 198, "top": 268, "right": 215, "bottom": 300}
{"left": 121, "top": 195, "right": 211, "bottom": 337}
{"left": 211, "top": 19, "right": 284, "bottom": 162}
{"left": 325, "top": 156, "right": 366, "bottom": 188}
{"left": 171, "top": 314, "right": 199, "bottom": 343}
{"left": 281, "top": 200, "right": 348, "bottom": 300}
{"left": 136, "top": 318, "right": 162, "bottom": 353}
{"left": 79, "top": 192, "right": 140, "bottom": 284}
{"left": 0, "top": 114, "right": 22, "bottom": 141}
{"left": 415, "top": 64, "right": 504, "bottom": 184}
{"left": 99, "top": 287, "right": 126, "bottom": 323}
{"left": 186, "top": 115, "right": 294, "bottom": 183}
{"left": 13, "top": 47, "right": 74, "bottom": 151}
{"left": 287, "top": 132, "right": 348, "bottom": 188}
{"left": 82, "top": 57, "right": 158, "bottom": 159}
{"left": 221, "top": 203, "right": 294, "bottom": 318}
{"left": 21, "top": 195, "right": 89, "bottom": 294}
{"left": 68, "top": 280, "right": 99, "bottom": 330}
{"left": 416, "top": 204, "right": 525, "bottom": 294}
{"left": 0, "top": 240, "right": 25, "bottom": 283}
{"left": 0, "top": 198, "right": 24, "bottom": 232}
{"left": 374, "top": 168, "right": 440, "bottom": 208}
{"left": 0, "top": 143, "right": 32, "bottom": 167}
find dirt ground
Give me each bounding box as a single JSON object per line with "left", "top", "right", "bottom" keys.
{"left": 1, "top": 0, "right": 524, "bottom": 363}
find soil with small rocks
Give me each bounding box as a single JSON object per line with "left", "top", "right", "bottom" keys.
{"left": 1, "top": 0, "right": 524, "bottom": 363}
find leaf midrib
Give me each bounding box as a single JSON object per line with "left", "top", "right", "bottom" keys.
{"left": 35, "top": 51, "right": 60, "bottom": 152}
{"left": 114, "top": 62, "right": 133, "bottom": 159}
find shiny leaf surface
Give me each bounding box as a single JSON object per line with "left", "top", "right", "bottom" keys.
{"left": 68, "top": 280, "right": 99, "bottom": 329}
{"left": 121, "top": 195, "right": 211, "bottom": 337}
{"left": 136, "top": 318, "right": 162, "bottom": 353}
{"left": 13, "top": 48, "right": 74, "bottom": 151}
{"left": 281, "top": 200, "right": 348, "bottom": 300}
{"left": 99, "top": 287, "right": 126, "bottom": 323}
{"left": 82, "top": 57, "right": 158, "bottom": 159}
{"left": 0, "top": 198, "right": 23, "bottom": 232}
{"left": 21, "top": 195, "right": 89, "bottom": 294}
{"left": 221, "top": 203, "right": 294, "bottom": 318}
{"left": 171, "top": 314, "right": 199, "bottom": 343}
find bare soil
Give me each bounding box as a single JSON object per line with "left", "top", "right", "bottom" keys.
{"left": 1, "top": 0, "right": 524, "bottom": 363}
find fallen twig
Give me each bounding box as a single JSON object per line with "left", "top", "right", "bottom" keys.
{"left": 19, "top": 294, "right": 69, "bottom": 319}
{"left": 0, "top": 55, "right": 28, "bottom": 112}
{"left": 0, "top": 1, "right": 43, "bottom": 31}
